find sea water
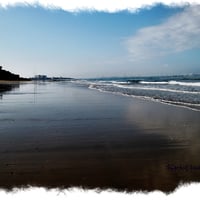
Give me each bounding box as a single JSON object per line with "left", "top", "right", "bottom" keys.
{"left": 72, "top": 74, "right": 200, "bottom": 111}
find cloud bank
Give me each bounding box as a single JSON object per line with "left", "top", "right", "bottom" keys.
{"left": 0, "top": 0, "right": 199, "bottom": 12}
{"left": 125, "top": 5, "right": 200, "bottom": 61}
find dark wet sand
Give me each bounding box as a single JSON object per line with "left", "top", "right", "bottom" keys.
{"left": 0, "top": 82, "right": 200, "bottom": 192}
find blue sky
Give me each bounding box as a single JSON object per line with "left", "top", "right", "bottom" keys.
{"left": 0, "top": 4, "right": 199, "bottom": 78}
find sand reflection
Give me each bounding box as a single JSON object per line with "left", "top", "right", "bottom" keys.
{"left": 0, "top": 82, "right": 200, "bottom": 192}
{"left": 123, "top": 98, "right": 200, "bottom": 190}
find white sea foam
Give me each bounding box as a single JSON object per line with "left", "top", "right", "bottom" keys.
{"left": 169, "top": 81, "right": 200, "bottom": 87}
{"left": 97, "top": 80, "right": 127, "bottom": 85}
{"left": 140, "top": 81, "right": 200, "bottom": 87}
{"left": 88, "top": 84, "right": 200, "bottom": 112}
{"left": 110, "top": 81, "right": 127, "bottom": 84}
{"left": 140, "top": 81, "right": 169, "bottom": 84}
{"left": 73, "top": 79, "right": 200, "bottom": 88}
{"left": 72, "top": 79, "right": 200, "bottom": 111}
{"left": 112, "top": 84, "right": 200, "bottom": 94}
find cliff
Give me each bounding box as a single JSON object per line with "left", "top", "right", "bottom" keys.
{"left": 0, "top": 66, "right": 29, "bottom": 81}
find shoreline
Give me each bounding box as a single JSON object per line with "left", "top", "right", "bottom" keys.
{"left": 88, "top": 84, "right": 200, "bottom": 112}
{"left": 0, "top": 80, "right": 31, "bottom": 83}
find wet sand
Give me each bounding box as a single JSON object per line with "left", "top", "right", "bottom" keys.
{"left": 0, "top": 82, "right": 200, "bottom": 192}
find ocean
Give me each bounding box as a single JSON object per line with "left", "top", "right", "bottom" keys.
{"left": 71, "top": 74, "right": 200, "bottom": 111}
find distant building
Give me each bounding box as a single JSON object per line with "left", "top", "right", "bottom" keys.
{"left": 33, "top": 75, "right": 48, "bottom": 81}
{"left": 32, "top": 75, "right": 74, "bottom": 81}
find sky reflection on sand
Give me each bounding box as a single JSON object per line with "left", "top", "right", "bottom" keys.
{"left": 0, "top": 81, "right": 200, "bottom": 192}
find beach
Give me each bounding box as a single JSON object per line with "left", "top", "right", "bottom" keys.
{"left": 0, "top": 81, "right": 200, "bottom": 192}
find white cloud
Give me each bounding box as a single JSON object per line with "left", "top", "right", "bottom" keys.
{"left": 0, "top": 0, "right": 199, "bottom": 12}
{"left": 125, "top": 5, "right": 200, "bottom": 61}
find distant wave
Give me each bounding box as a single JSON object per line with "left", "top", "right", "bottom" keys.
{"left": 71, "top": 76, "right": 200, "bottom": 111}
{"left": 88, "top": 84, "right": 200, "bottom": 111}
{"left": 98, "top": 80, "right": 127, "bottom": 84}
{"left": 169, "top": 81, "right": 200, "bottom": 87}
{"left": 112, "top": 84, "right": 200, "bottom": 94}
{"left": 140, "top": 81, "right": 200, "bottom": 87}
{"left": 140, "top": 81, "right": 169, "bottom": 85}
{"left": 127, "top": 80, "right": 141, "bottom": 84}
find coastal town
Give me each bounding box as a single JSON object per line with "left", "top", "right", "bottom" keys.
{"left": 0, "top": 66, "right": 73, "bottom": 81}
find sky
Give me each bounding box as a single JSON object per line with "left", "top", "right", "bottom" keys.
{"left": 0, "top": 1, "right": 200, "bottom": 78}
